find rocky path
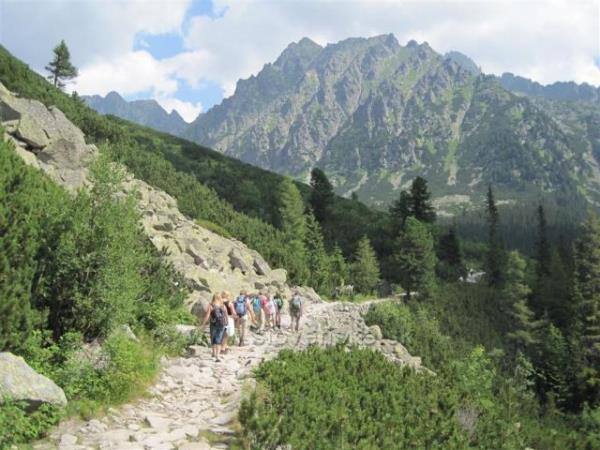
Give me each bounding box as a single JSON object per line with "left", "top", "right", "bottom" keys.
{"left": 33, "top": 300, "right": 422, "bottom": 450}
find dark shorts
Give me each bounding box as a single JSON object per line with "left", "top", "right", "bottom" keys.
{"left": 210, "top": 324, "right": 226, "bottom": 345}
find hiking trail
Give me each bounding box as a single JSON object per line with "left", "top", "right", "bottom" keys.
{"left": 33, "top": 299, "right": 423, "bottom": 450}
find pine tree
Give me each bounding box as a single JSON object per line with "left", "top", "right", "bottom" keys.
{"left": 0, "top": 140, "right": 60, "bottom": 350}
{"left": 486, "top": 185, "right": 504, "bottom": 287}
{"left": 410, "top": 176, "right": 436, "bottom": 223}
{"left": 572, "top": 211, "right": 600, "bottom": 404}
{"left": 389, "top": 177, "right": 436, "bottom": 234}
{"left": 309, "top": 168, "right": 335, "bottom": 224}
{"left": 505, "top": 251, "right": 542, "bottom": 357}
{"left": 278, "top": 178, "right": 308, "bottom": 284}
{"left": 329, "top": 245, "right": 349, "bottom": 289}
{"left": 45, "top": 40, "right": 78, "bottom": 89}
{"left": 390, "top": 190, "right": 412, "bottom": 233}
{"left": 395, "top": 217, "right": 437, "bottom": 300}
{"left": 350, "top": 236, "right": 380, "bottom": 294}
{"left": 436, "top": 226, "right": 466, "bottom": 281}
{"left": 536, "top": 204, "right": 551, "bottom": 278}
{"left": 305, "top": 212, "right": 330, "bottom": 294}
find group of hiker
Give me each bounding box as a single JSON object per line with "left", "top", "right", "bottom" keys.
{"left": 200, "top": 290, "right": 304, "bottom": 362}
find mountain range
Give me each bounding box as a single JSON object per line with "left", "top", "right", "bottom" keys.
{"left": 83, "top": 91, "right": 188, "bottom": 136}
{"left": 83, "top": 35, "right": 600, "bottom": 208}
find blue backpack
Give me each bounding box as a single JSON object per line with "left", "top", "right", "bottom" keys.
{"left": 235, "top": 296, "right": 247, "bottom": 316}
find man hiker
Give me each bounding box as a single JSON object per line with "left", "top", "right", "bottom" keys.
{"left": 234, "top": 290, "right": 254, "bottom": 346}
{"left": 289, "top": 290, "right": 303, "bottom": 332}
{"left": 273, "top": 291, "right": 284, "bottom": 329}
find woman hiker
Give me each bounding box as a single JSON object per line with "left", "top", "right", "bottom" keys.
{"left": 201, "top": 293, "right": 229, "bottom": 362}
{"left": 221, "top": 290, "right": 237, "bottom": 353}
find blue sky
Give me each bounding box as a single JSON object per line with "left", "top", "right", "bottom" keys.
{"left": 1, "top": 0, "right": 598, "bottom": 122}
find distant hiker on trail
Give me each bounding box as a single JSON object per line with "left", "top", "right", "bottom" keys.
{"left": 201, "top": 293, "right": 228, "bottom": 362}
{"left": 234, "top": 290, "right": 254, "bottom": 346}
{"left": 289, "top": 291, "right": 303, "bottom": 332}
{"left": 273, "top": 291, "right": 284, "bottom": 329}
{"left": 259, "top": 291, "right": 270, "bottom": 331}
{"left": 252, "top": 294, "right": 264, "bottom": 333}
{"left": 221, "top": 291, "right": 237, "bottom": 353}
{"left": 260, "top": 290, "right": 274, "bottom": 330}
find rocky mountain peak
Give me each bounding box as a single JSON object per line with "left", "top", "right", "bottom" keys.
{"left": 185, "top": 35, "right": 600, "bottom": 208}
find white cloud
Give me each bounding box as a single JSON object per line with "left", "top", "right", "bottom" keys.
{"left": 181, "top": 0, "right": 600, "bottom": 93}
{"left": 72, "top": 49, "right": 202, "bottom": 122}
{"left": 156, "top": 97, "right": 203, "bottom": 123}
{"left": 73, "top": 50, "right": 177, "bottom": 97}
{"left": 1, "top": 0, "right": 598, "bottom": 121}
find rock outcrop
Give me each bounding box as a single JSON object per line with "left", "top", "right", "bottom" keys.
{"left": 0, "top": 352, "right": 67, "bottom": 409}
{"left": 0, "top": 82, "right": 97, "bottom": 191}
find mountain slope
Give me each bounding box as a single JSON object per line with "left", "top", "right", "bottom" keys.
{"left": 83, "top": 91, "right": 188, "bottom": 136}
{"left": 186, "top": 35, "right": 600, "bottom": 207}
{"left": 497, "top": 72, "right": 600, "bottom": 103}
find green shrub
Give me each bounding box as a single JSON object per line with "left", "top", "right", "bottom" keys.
{"left": 364, "top": 301, "right": 453, "bottom": 369}
{"left": 196, "top": 218, "right": 233, "bottom": 239}
{"left": 239, "top": 346, "right": 467, "bottom": 450}
{"left": 0, "top": 401, "right": 61, "bottom": 448}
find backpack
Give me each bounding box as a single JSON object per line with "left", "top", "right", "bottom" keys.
{"left": 235, "top": 296, "right": 247, "bottom": 316}
{"left": 290, "top": 296, "right": 302, "bottom": 314}
{"left": 210, "top": 305, "right": 227, "bottom": 326}
{"left": 275, "top": 297, "right": 284, "bottom": 309}
{"left": 253, "top": 297, "right": 261, "bottom": 311}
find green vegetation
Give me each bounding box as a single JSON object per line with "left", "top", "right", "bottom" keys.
{"left": 2, "top": 43, "right": 600, "bottom": 449}
{"left": 239, "top": 346, "right": 468, "bottom": 450}
{"left": 0, "top": 137, "right": 190, "bottom": 446}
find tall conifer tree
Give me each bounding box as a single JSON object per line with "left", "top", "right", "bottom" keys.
{"left": 486, "top": 185, "right": 504, "bottom": 287}
{"left": 395, "top": 217, "right": 437, "bottom": 300}
{"left": 309, "top": 168, "right": 335, "bottom": 224}
{"left": 351, "top": 236, "right": 380, "bottom": 294}
{"left": 305, "top": 212, "right": 330, "bottom": 293}
{"left": 410, "top": 176, "right": 436, "bottom": 223}
{"left": 45, "top": 40, "right": 78, "bottom": 89}
{"left": 572, "top": 211, "right": 600, "bottom": 404}
{"left": 278, "top": 178, "right": 308, "bottom": 283}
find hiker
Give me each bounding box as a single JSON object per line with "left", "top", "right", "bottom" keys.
{"left": 273, "top": 291, "right": 284, "bottom": 329}
{"left": 267, "top": 293, "right": 277, "bottom": 330}
{"left": 201, "top": 293, "right": 228, "bottom": 362}
{"left": 260, "top": 290, "right": 272, "bottom": 330}
{"left": 234, "top": 290, "right": 254, "bottom": 346}
{"left": 289, "top": 290, "right": 303, "bottom": 332}
{"left": 221, "top": 291, "right": 237, "bottom": 353}
{"left": 253, "top": 292, "right": 262, "bottom": 329}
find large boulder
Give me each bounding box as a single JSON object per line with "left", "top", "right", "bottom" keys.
{"left": 0, "top": 352, "right": 67, "bottom": 409}
{"left": 252, "top": 253, "right": 271, "bottom": 275}
{"left": 228, "top": 248, "right": 251, "bottom": 273}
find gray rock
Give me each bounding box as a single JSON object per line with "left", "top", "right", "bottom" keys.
{"left": 59, "top": 434, "right": 77, "bottom": 446}
{"left": 369, "top": 325, "right": 383, "bottom": 340}
{"left": 253, "top": 255, "right": 271, "bottom": 275}
{"left": 144, "top": 414, "right": 171, "bottom": 430}
{"left": 270, "top": 268, "right": 287, "bottom": 286}
{"left": 228, "top": 248, "right": 250, "bottom": 273}
{"left": 178, "top": 441, "right": 211, "bottom": 450}
{"left": 174, "top": 324, "right": 198, "bottom": 338}
{"left": 115, "top": 324, "right": 139, "bottom": 342}
{"left": 16, "top": 113, "right": 50, "bottom": 148}
{"left": 0, "top": 352, "right": 67, "bottom": 408}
